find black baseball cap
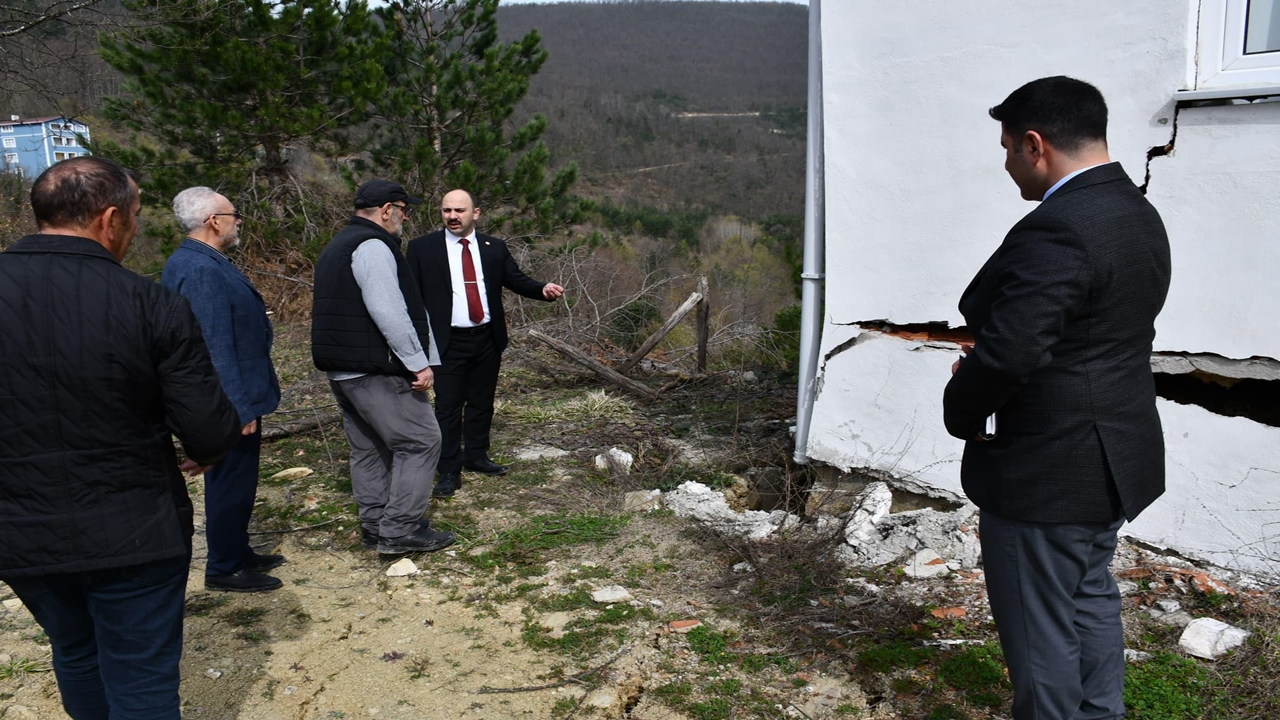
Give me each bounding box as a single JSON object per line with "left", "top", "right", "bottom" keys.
{"left": 354, "top": 179, "right": 423, "bottom": 209}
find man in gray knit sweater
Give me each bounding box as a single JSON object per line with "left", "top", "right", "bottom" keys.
{"left": 311, "top": 180, "right": 455, "bottom": 555}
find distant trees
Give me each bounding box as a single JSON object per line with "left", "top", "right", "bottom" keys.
{"left": 369, "top": 0, "right": 579, "bottom": 239}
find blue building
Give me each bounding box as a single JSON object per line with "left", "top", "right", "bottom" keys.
{"left": 1, "top": 115, "right": 92, "bottom": 178}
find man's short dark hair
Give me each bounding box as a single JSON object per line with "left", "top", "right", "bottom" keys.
{"left": 989, "top": 76, "right": 1108, "bottom": 154}
{"left": 30, "top": 156, "right": 137, "bottom": 230}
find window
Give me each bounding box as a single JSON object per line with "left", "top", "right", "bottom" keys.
{"left": 1196, "top": 0, "right": 1280, "bottom": 90}
{"left": 52, "top": 136, "right": 76, "bottom": 147}
{"left": 3, "top": 153, "right": 16, "bottom": 164}
{"left": 2, "top": 137, "right": 14, "bottom": 148}
{"left": 54, "top": 151, "right": 73, "bottom": 162}
{"left": 0, "top": 125, "right": 12, "bottom": 133}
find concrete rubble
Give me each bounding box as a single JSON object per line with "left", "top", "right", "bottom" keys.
{"left": 385, "top": 558, "right": 419, "bottom": 577}
{"left": 661, "top": 479, "right": 983, "bottom": 572}
{"left": 622, "top": 489, "right": 661, "bottom": 513}
{"left": 595, "top": 447, "right": 634, "bottom": 474}
{"left": 663, "top": 481, "right": 791, "bottom": 540}
{"left": 591, "top": 586, "right": 633, "bottom": 603}
{"left": 1179, "top": 617, "right": 1251, "bottom": 659}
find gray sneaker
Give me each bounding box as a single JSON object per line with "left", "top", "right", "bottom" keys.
{"left": 377, "top": 527, "right": 456, "bottom": 555}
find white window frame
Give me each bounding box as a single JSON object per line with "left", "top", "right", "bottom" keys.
{"left": 3, "top": 152, "right": 17, "bottom": 164}
{"left": 1196, "top": 0, "right": 1280, "bottom": 90}
{"left": 2, "top": 137, "right": 15, "bottom": 148}
{"left": 0, "top": 126, "right": 13, "bottom": 133}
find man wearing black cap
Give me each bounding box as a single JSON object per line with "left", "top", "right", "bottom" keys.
{"left": 311, "top": 179, "right": 455, "bottom": 555}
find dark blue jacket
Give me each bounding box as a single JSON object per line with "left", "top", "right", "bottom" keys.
{"left": 162, "top": 239, "right": 280, "bottom": 425}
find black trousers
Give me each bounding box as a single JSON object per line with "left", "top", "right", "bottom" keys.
{"left": 980, "top": 511, "right": 1126, "bottom": 720}
{"left": 434, "top": 329, "right": 501, "bottom": 474}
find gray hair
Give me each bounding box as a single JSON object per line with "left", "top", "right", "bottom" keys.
{"left": 173, "top": 186, "right": 225, "bottom": 233}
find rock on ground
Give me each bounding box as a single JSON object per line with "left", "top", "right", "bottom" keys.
{"left": 622, "top": 490, "right": 661, "bottom": 513}
{"left": 663, "top": 481, "right": 789, "bottom": 540}
{"left": 514, "top": 444, "right": 569, "bottom": 461}
{"left": 591, "top": 586, "right": 633, "bottom": 603}
{"left": 1179, "top": 617, "right": 1251, "bottom": 659}
{"left": 595, "top": 447, "right": 634, "bottom": 473}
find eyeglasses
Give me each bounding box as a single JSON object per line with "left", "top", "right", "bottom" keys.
{"left": 209, "top": 212, "right": 242, "bottom": 222}
{"left": 391, "top": 203, "right": 412, "bottom": 216}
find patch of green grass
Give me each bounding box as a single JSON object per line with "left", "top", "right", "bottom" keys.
{"left": 506, "top": 389, "right": 634, "bottom": 424}
{"left": 472, "top": 513, "right": 630, "bottom": 570}
{"left": 0, "top": 656, "right": 53, "bottom": 680}
{"left": 687, "top": 626, "right": 732, "bottom": 665}
{"left": 224, "top": 606, "right": 268, "bottom": 627}
{"left": 688, "top": 698, "right": 731, "bottom": 720}
{"left": 550, "top": 696, "right": 580, "bottom": 717}
{"left": 185, "top": 593, "right": 230, "bottom": 616}
{"left": 856, "top": 640, "right": 938, "bottom": 673}
{"left": 1124, "top": 651, "right": 1213, "bottom": 718}
{"left": 707, "top": 678, "right": 742, "bottom": 696}
{"left": 739, "top": 653, "right": 797, "bottom": 673}
{"left": 649, "top": 464, "right": 737, "bottom": 492}
{"left": 520, "top": 616, "right": 623, "bottom": 658}
{"left": 926, "top": 704, "right": 970, "bottom": 720}
{"left": 937, "top": 643, "right": 1009, "bottom": 708}
{"left": 596, "top": 604, "right": 656, "bottom": 625}
{"left": 652, "top": 681, "right": 694, "bottom": 703}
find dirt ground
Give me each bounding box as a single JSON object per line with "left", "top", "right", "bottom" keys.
{"left": 3, "top": 333, "right": 1277, "bottom": 720}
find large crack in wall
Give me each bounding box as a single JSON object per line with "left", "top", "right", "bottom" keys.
{"left": 1153, "top": 353, "right": 1280, "bottom": 427}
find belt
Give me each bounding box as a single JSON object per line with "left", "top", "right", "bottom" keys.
{"left": 451, "top": 324, "right": 490, "bottom": 336}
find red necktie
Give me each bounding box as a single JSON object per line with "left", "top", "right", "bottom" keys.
{"left": 460, "top": 238, "right": 484, "bottom": 324}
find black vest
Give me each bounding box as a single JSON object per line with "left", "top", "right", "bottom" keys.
{"left": 311, "top": 217, "right": 432, "bottom": 376}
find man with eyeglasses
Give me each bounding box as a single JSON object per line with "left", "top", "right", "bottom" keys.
{"left": 311, "top": 179, "right": 455, "bottom": 555}
{"left": 162, "top": 186, "right": 284, "bottom": 592}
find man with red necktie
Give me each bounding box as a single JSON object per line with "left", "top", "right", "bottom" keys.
{"left": 407, "top": 189, "right": 564, "bottom": 498}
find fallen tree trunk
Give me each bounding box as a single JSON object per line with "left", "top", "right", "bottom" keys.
{"left": 527, "top": 330, "right": 660, "bottom": 401}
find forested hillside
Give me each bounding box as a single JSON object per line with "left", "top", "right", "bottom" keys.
{"left": 499, "top": 1, "right": 808, "bottom": 219}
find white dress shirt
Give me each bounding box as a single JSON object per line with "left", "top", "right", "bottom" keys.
{"left": 445, "top": 230, "right": 491, "bottom": 327}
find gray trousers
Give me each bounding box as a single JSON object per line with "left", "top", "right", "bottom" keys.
{"left": 329, "top": 375, "right": 441, "bottom": 539}
{"left": 980, "top": 511, "right": 1126, "bottom": 720}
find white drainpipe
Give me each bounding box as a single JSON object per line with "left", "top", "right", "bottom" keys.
{"left": 793, "top": 0, "right": 825, "bottom": 464}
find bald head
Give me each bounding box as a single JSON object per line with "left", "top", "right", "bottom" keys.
{"left": 440, "top": 188, "right": 480, "bottom": 238}
{"left": 31, "top": 156, "right": 137, "bottom": 232}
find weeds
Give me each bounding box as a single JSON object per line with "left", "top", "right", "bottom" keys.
{"left": 0, "top": 656, "right": 52, "bottom": 680}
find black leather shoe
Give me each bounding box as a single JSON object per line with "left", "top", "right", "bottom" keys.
{"left": 377, "top": 527, "right": 456, "bottom": 555}
{"left": 205, "top": 569, "right": 283, "bottom": 593}
{"left": 463, "top": 458, "right": 508, "bottom": 476}
{"left": 362, "top": 519, "right": 433, "bottom": 549}
{"left": 245, "top": 551, "right": 286, "bottom": 572}
{"left": 432, "top": 472, "right": 462, "bottom": 498}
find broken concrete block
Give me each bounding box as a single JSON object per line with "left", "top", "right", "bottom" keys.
{"left": 514, "top": 444, "right": 569, "bottom": 462}
{"left": 1156, "top": 599, "right": 1182, "bottom": 614}
{"left": 584, "top": 688, "right": 620, "bottom": 711}
{"left": 204, "top": 668, "right": 223, "bottom": 680}
{"left": 622, "top": 489, "right": 661, "bottom": 513}
{"left": 1124, "top": 649, "right": 1153, "bottom": 662}
{"left": 1179, "top": 617, "right": 1250, "bottom": 659}
{"left": 2, "top": 598, "right": 24, "bottom": 613}
{"left": 664, "top": 481, "right": 790, "bottom": 540}
{"left": 385, "top": 558, "right": 419, "bottom": 577}
{"left": 732, "top": 562, "right": 755, "bottom": 573}
{"left": 842, "top": 481, "right": 893, "bottom": 546}
{"left": 902, "top": 549, "right": 951, "bottom": 579}
{"left": 841, "top": 503, "right": 981, "bottom": 570}
{"left": 595, "top": 447, "right": 634, "bottom": 473}
{"left": 1116, "top": 580, "right": 1140, "bottom": 596}
{"left": 591, "top": 586, "right": 633, "bottom": 603}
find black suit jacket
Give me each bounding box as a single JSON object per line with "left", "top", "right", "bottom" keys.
{"left": 943, "top": 163, "right": 1171, "bottom": 523}
{"left": 406, "top": 230, "right": 549, "bottom": 358}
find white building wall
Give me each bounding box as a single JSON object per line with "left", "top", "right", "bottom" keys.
{"left": 809, "top": 0, "right": 1280, "bottom": 576}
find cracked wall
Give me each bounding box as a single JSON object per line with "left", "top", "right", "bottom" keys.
{"left": 813, "top": 1, "right": 1280, "bottom": 575}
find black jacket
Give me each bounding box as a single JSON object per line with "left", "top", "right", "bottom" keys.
{"left": 943, "top": 163, "right": 1171, "bottom": 523}
{"left": 405, "top": 230, "right": 548, "bottom": 357}
{"left": 311, "top": 217, "right": 432, "bottom": 376}
{"left": 0, "top": 234, "right": 241, "bottom": 578}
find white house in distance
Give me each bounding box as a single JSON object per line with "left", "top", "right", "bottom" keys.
{"left": 0, "top": 116, "right": 92, "bottom": 177}
{"left": 796, "top": 1, "right": 1280, "bottom": 576}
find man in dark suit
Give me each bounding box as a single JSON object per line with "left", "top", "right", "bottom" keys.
{"left": 407, "top": 189, "right": 564, "bottom": 498}
{"left": 163, "top": 186, "right": 284, "bottom": 593}
{"left": 943, "top": 77, "right": 1171, "bottom": 720}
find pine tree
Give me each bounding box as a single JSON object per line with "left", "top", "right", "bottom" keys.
{"left": 96, "top": 0, "right": 386, "bottom": 198}
{"left": 370, "top": 0, "right": 579, "bottom": 239}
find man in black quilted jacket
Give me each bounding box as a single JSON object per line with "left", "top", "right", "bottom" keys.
{"left": 0, "top": 157, "right": 241, "bottom": 720}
